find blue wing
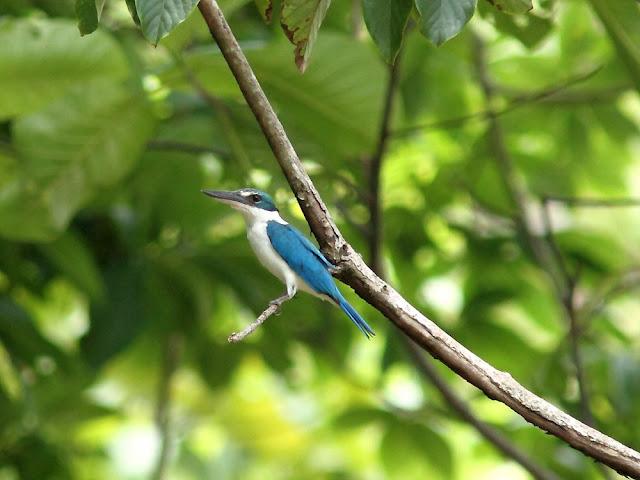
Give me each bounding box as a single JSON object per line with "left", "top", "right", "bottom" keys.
{"left": 266, "top": 221, "right": 337, "bottom": 298}
{"left": 266, "top": 221, "right": 375, "bottom": 338}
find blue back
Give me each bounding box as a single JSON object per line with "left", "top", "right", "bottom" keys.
{"left": 266, "top": 221, "right": 339, "bottom": 300}
{"left": 266, "top": 221, "right": 375, "bottom": 338}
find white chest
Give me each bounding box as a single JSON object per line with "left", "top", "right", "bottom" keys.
{"left": 246, "top": 220, "right": 293, "bottom": 284}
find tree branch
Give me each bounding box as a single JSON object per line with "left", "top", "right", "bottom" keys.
{"left": 197, "top": 1, "right": 640, "bottom": 475}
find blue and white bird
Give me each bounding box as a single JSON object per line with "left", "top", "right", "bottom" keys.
{"left": 202, "top": 188, "right": 375, "bottom": 338}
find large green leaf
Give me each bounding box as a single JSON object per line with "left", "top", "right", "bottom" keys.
{"left": 281, "top": 0, "right": 332, "bottom": 72}
{"left": 587, "top": 0, "right": 640, "bottom": 92}
{"left": 363, "top": 0, "right": 413, "bottom": 63}
{"left": 74, "top": 0, "right": 105, "bottom": 35}
{"left": 75, "top": 0, "right": 98, "bottom": 35}
{"left": 160, "top": 34, "right": 384, "bottom": 159}
{"left": 0, "top": 19, "right": 128, "bottom": 119}
{"left": 0, "top": 82, "right": 155, "bottom": 241}
{"left": 135, "top": 0, "right": 199, "bottom": 44}
{"left": 415, "top": 0, "right": 477, "bottom": 46}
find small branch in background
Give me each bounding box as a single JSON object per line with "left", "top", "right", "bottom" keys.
{"left": 407, "top": 341, "right": 561, "bottom": 480}
{"left": 177, "top": 56, "right": 253, "bottom": 171}
{"left": 392, "top": 65, "right": 605, "bottom": 137}
{"left": 540, "top": 198, "right": 573, "bottom": 291}
{"left": 147, "top": 139, "right": 228, "bottom": 157}
{"left": 366, "top": 58, "right": 402, "bottom": 276}
{"left": 151, "top": 332, "right": 183, "bottom": 480}
{"left": 544, "top": 195, "right": 640, "bottom": 208}
{"left": 581, "top": 268, "right": 640, "bottom": 324}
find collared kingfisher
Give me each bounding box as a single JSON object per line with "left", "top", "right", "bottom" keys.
{"left": 202, "top": 188, "right": 375, "bottom": 338}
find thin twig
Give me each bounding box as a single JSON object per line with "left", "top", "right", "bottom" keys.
{"left": 544, "top": 195, "right": 640, "bottom": 207}
{"left": 197, "top": 2, "right": 640, "bottom": 474}
{"left": 366, "top": 58, "right": 402, "bottom": 275}
{"left": 228, "top": 299, "right": 286, "bottom": 342}
{"left": 393, "top": 65, "right": 603, "bottom": 137}
{"left": 540, "top": 198, "right": 573, "bottom": 290}
{"left": 177, "top": 55, "right": 253, "bottom": 171}
{"left": 147, "top": 139, "right": 228, "bottom": 157}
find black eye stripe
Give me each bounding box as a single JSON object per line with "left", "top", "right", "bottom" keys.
{"left": 251, "top": 194, "right": 261, "bottom": 202}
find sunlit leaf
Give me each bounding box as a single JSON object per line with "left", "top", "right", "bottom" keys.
{"left": 0, "top": 19, "right": 128, "bottom": 119}
{"left": 0, "top": 82, "right": 155, "bottom": 241}
{"left": 281, "top": 0, "right": 332, "bottom": 72}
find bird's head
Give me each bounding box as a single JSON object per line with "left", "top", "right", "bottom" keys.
{"left": 201, "top": 188, "right": 278, "bottom": 216}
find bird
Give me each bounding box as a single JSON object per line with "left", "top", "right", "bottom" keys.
{"left": 202, "top": 187, "right": 375, "bottom": 338}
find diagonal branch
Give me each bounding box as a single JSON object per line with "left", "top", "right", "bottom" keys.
{"left": 197, "top": 1, "right": 640, "bottom": 476}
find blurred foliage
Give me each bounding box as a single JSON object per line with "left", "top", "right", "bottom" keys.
{"left": 0, "top": 0, "right": 640, "bottom": 479}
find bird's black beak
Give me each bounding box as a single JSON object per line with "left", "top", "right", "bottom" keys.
{"left": 201, "top": 189, "right": 248, "bottom": 206}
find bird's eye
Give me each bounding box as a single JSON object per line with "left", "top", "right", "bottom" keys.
{"left": 251, "top": 194, "right": 261, "bottom": 202}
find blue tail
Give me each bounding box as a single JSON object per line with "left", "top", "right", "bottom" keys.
{"left": 337, "top": 296, "right": 375, "bottom": 339}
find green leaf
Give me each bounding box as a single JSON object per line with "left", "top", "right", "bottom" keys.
{"left": 0, "top": 19, "right": 128, "bottom": 119}
{"left": 255, "top": 0, "right": 273, "bottom": 22}
{"left": 135, "top": 0, "right": 199, "bottom": 45}
{"left": 75, "top": 0, "right": 99, "bottom": 35}
{"left": 161, "top": 34, "right": 385, "bottom": 158}
{"left": 587, "top": 0, "right": 640, "bottom": 93}
{"left": 281, "top": 0, "right": 332, "bottom": 72}
{"left": 363, "top": 0, "right": 413, "bottom": 63}
{"left": 415, "top": 0, "right": 477, "bottom": 46}
{"left": 492, "top": 10, "right": 552, "bottom": 48}
{"left": 485, "top": 0, "right": 532, "bottom": 14}
{"left": 0, "top": 82, "right": 155, "bottom": 241}
{"left": 125, "top": 0, "right": 141, "bottom": 26}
